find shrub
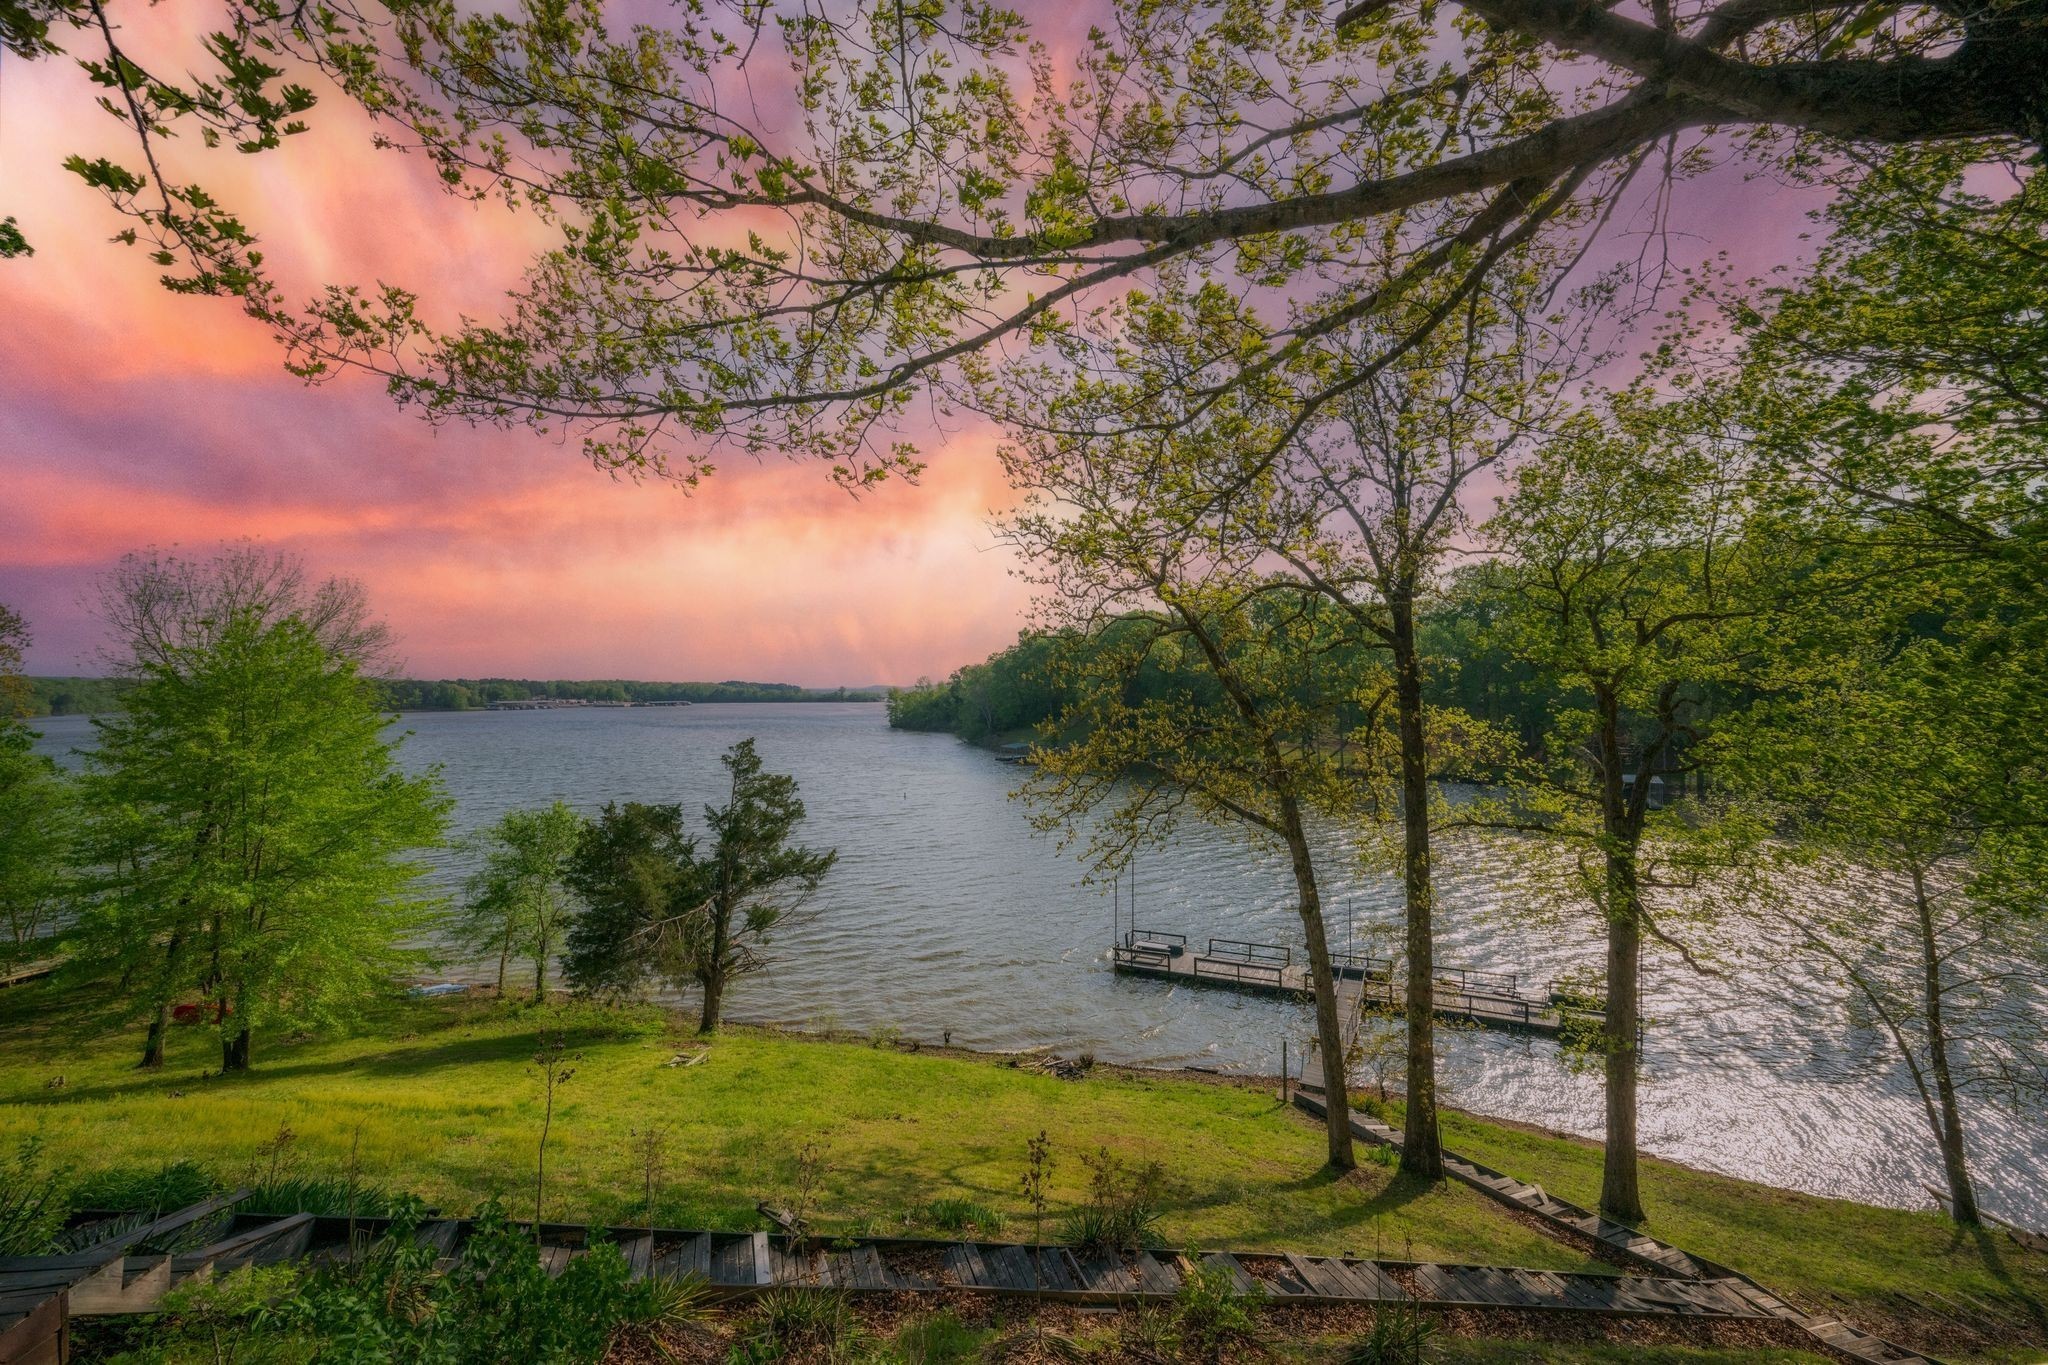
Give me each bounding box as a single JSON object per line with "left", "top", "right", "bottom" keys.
{"left": 0, "top": 1139, "right": 70, "bottom": 1256}
{"left": 736, "top": 1287, "right": 863, "bottom": 1362}
{"left": 887, "top": 1310, "right": 991, "bottom": 1363}
{"left": 243, "top": 1176, "right": 396, "bottom": 1218}
{"left": 921, "top": 1198, "right": 1005, "bottom": 1235}
{"left": 152, "top": 1263, "right": 300, "bottom": 1364}
{"left": 1345, "top": 1303, "right": 1439, "bottom": 1365}
{"left": 293, "top": 1202, "right": 675, "bottom": 1364}
{"left": 1056, "top": 1147, "right": 1164, "bottom": 1252}
{"left": 67, "top": 1157, "right": 216, "bottom": 1218}
{"left": 1166, "top": 1257, "right": 1263, "bottom": 1363}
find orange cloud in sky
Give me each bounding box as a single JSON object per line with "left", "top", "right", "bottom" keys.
{"left": 0, "top": 26, "right": 1034, "bottom": 686}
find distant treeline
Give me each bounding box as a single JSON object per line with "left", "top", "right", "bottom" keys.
{"left": 886, "top": 571, "right": 1581, "bottom": 749}
{"left": 375, "top": 678, "right": 886, "bottom": 710}
{"left": 22, "top": 677, "right": 130, "bottom": 717}
{"left": 25, "top": 675, "right": 883, "bottom": 716}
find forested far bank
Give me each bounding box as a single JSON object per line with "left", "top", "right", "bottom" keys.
{"left": 22, "top": 674, "right": 885, "bottom": 716}
{"left": 375, "top": 677, "right": 886, "bottom": 710}
{"left": 885, "top": 573, "right": 1599, "bottom": 759}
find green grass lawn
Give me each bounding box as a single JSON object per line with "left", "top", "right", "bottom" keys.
{"left": 4, "top": 980, "right": 2042, "bottom": 1364}
{"left": 0, "top": 982, "right": 1585, "bottom": 1272}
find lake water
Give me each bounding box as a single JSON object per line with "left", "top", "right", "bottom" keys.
{"left": 32, "top": 703, "right": 2048, "bottom": 1224}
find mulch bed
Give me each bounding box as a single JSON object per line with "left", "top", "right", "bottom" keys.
{"left": 606, "top": 1291, "right": 1850, "bottom": 1363}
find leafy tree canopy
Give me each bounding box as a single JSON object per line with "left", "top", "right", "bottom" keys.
{"left": 4, "top": 0, "right": 2039, "bottom": 481}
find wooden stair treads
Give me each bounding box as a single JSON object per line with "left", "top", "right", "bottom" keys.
{"left": 1021, "top": 1247, "right": 1081, "bottom": 1294}
{"left": 846, "top": 1245, "right": 890, "bottom": 1292}
{"left": 1199, "top": 1252, "right": 1259, "bottom": 1296}
{"left": 1284, "top": 1253, "right": 1354, "bottom": 1299}
{"left": 621, "top": 1235, "right": 654, "bottom": 1280}
{"left": 1407, "top": 1263, "right": 1465, "bottom": 1304}
{"left": 417, "top": 1221, "right": 463, "bottom": 1259}
{"left": 1134, "top": 1251, "right": 1180, "bottom": 1296}
{"left": 0, "top": 1190, "right": 252, "bottom": 1275}
{"left": 709, "top": 1234, "right": 754, "bottom": 1287}
{"left": 1331, "top": 1258, "right": 1408, "bottom": 1302}
{"left": 190, "top": 1214, "right": 317, "bottom": 1275}
{"left": 1072, "top": 1249, "right": 1133, "bottom": 1295}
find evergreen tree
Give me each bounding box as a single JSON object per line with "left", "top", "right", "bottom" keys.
{"left": 561, "top": 803, "right": 702, "bottom": 1002}
{"left": 562, "top": 742, "right": 833, "bottom": 1034}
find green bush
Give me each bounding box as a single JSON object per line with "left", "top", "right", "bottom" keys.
{"left": 242, "top": 1177, "right": 395, "bottom": 1218}
{"left": 733, "top": 1287, "right": 863, "bottom": 1362}
{"left": 0, "top": 1138, "right": 68, "bottom": 1255}
{"left": 293, "top": 1203, "right": 677, "bottom": 1363}
{"left": 920, "top": 1198, "right": 1004, "bottom": 1235}
{"left": 1166, "top": 1256, "right": 1263, "bottom": 1363}
{"left": 1345, "top": 1302, "right": 1439, "bottom": 1365}
{"left": 1056, "top": 1147, "right": 1164, "bottom": 1252}
{"left": 884, "top": 1311, "right": 990, "bottom": 1364}
{"left": 68, "top": 1158, "right": 216, "bottom": 1218}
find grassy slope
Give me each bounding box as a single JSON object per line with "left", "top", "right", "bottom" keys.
{"left": 0, "top": 983, "right": 1582, "bottom": 1271}
{"left": 3, "top": 982, "right": 2040, "bottom": 1362}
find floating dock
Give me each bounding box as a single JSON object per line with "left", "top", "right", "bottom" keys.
{"left": 1109, "top": 929, "right": 1603, "bottom": 1036}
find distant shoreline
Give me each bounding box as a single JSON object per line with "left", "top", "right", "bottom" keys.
{"left": 23, "top": 675, "right": 895, "bottom": 718}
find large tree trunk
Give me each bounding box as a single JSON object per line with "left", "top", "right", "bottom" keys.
{"left": 1597, "top": 693, "right": 1646, "bottom": 1224}
{"left": 222, "top": 1023, "right": 251, "bottom": 1073}
{"left": 141, "top": 926, "right": 187, "bottom": 1068}
{"left": 1390, "top": 589, "right": 1442, "bottom": 1180}
{"left": 140, "top": 1003, "right": 170, "bottom": 1069}
{"left": 1914, "top": 869, "right": 1980, "bottom": 1226}
{"left": 697, "top": 970, "right": 725, "bottom": 1035}
{"left": 1600, "top": 864, "right": 1645, "bottom": 1224}
{"left": 1278, "top": 791, "right": 1356, "bottom": 1171}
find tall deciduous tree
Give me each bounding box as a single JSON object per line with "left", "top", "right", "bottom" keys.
{"left": 0, "top": 736, "right": 76, "bottom": 954}
{"left": 455, "top": 801, "right": 586, "bottom": 1001}
{"left": 73, "top": 550, "right": 447, "bottom": 1071}
{"left": 1000, "top": 243, "right": 1599, "bottom": 1175}
{"left": 1004, "top": 392, "right": 1375, "bottom": 1170}
{"left": 1477, "top": 394, "right": 1776, "bottom": 1222}
{"left": 1709, "top": 148, "right": 2048, "bottom": 1225}
{"left": 1719, "top": 646, "right": 2047, "bottom": 1227}
{"left": 0, "top": 603, "right": 32, "bottom": 721}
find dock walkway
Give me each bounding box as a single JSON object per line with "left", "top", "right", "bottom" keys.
{"left": 1111, "top": 929, "right": 1601, "bottom": 1036}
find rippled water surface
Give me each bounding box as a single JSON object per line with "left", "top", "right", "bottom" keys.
{"left": 33, "top": 704, "right": 2047, "bottom": 1223}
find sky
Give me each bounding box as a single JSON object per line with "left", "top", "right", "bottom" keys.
{"left": 0, "top": 10, "right": 1827, "bottom": 687}
{"left": 0, "top": 15, "right": 1037, "bottom": 688}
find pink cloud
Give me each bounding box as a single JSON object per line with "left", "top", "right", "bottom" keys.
{"left": 0, "top": 40, "right": 1031, "bottom": 685}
